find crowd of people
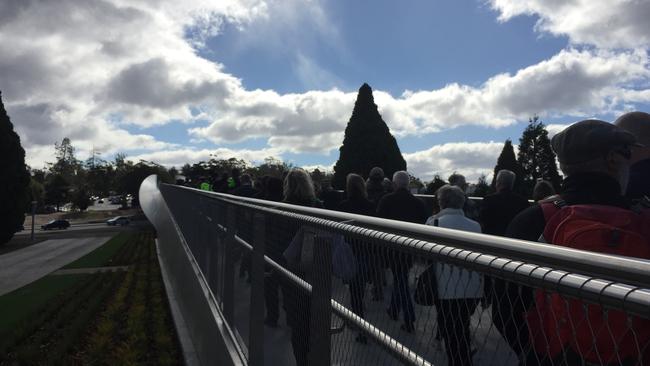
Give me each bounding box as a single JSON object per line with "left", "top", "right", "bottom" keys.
{"left": 190, "top": 112, "right": 650, "bottom": 366}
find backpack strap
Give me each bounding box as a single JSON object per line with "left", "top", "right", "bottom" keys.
{"left": 540, "top": 197, "right": 567, "bottom": 222}
{"left": 539, "top": 198, "right": 567, "bottom": 243}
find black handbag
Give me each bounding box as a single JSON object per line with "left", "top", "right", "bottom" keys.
{"left": 414, "top": 219, "right": 439, "bottom": 306}
{"left": 414, "top": 264, "right": 437, "bottom": 306}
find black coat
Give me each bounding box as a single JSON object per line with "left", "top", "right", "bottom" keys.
{"left": 506, "top": 172, "right": 629, "bottom": 242}
{"left": 376, "top": 189, "right": 428, "bottom": 269}
{"left": 337, "top": 197, "right": 375, "bottom": 269}
{"left": 479, "top": 190, "right": 529, "bottom": 237}
{"left": 232, "top": 184, "right": 258, "bottom": 198}
{"left": 627, "top": 158, "right": 650, "bottom": 200}
{"left": 376, "top": 188, "right": 428, "bottom": 225}
{"left": 337, "top": 197, "right": 375, "bottom": 217}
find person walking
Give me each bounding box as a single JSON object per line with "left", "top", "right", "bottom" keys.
{"left": 478, "top": 169, "right": 532, "bottom": 364}
{"left": 615, "top": 111, "right": 650, "bottom": 200}
{"left": 507, "top": 120, "right": 650, "bottom": 365}
{"left": 337, "top": 173, "right": 375, "bottom": 343}
{"left": 427, "top": 185, "right": 483, "bottom": 366}
{"left": 377, "top": 171, "right": 428, "bottom": 332}
{"left": 279, "top": 169, "right": 323, "bottom": 366}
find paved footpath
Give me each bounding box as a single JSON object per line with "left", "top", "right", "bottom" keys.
{"left": 0, "top": 237, "right": 110, "bottom": 296}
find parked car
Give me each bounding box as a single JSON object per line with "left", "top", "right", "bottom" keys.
{"left": 41, "top": 220, "right": 70, "bottom": 230}
{"left": 106, "top": 216, "right": 130, "bottom": 226}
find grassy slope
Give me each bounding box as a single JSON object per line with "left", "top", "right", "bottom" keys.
{"left": 0, "top": 274, "right": 88, "bottom": 334}
{"left": 63, "top": 232, "right": 131, "bottom": 269}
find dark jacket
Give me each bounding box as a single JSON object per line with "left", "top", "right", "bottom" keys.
{"left": 480, "top": 190, "right": 530, "bottom": 237}
{"left": 506, "top": 172, "right": 629, "bottom": 242}
{"left": 337, "top": 197, "right": 375, "bottom": 217}
{"left": 232, "top": 184, "right": 258, "bottom": 198}
{"left": 377, "top": 188, "right": 428, "bottom": 225}
{"left": 627, "top": 158, "right": 650, "bottom": 200}
{"left": 377, "top": 188, "right": 428, "bottom": 269}
{"left": 366, "top": 179, "right": 386, "bottom": 206}
{"left": 337, "top": 197, "right": 375, "bottom": 268}
{"left": 320, "top": 189, "right": 342, "bottom": 210}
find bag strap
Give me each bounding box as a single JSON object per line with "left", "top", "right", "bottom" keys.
{"left": 539, "top": 198, "right": 567, "bottom": 243}
{"left": 540, "top": 198, "right": 567, "bottom": 223}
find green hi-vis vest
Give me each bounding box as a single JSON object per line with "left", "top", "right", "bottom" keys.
{"left": 200, "top": 182, "right": 212, "bottom": 191}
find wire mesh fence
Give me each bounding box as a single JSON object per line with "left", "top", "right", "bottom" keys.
{"left": 159, "top": 184, "right": 650, "bottom": 366}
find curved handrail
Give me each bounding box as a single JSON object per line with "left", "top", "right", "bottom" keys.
{"left": 164, "top": 183, "right": 650, "bottom": 288}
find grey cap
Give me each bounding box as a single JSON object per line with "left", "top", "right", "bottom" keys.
{"left": 551, "top": 119, "right": 640, "bottom": 164}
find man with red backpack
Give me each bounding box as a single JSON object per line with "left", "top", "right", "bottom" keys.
{"left": 505, "top": 119, "right": 650, "bottom": 365}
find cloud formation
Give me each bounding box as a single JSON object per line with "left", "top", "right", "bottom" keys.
{"left": 0, "top": 0, "right": 649, "bottom": 179}
{"left": 404, "top": 142, "right": 505, "bottom": 182}
{"left": 489, "top": 0, "right": 650, "bottom": 49}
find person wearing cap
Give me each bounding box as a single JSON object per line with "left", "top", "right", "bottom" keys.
{"left": 500, "top": 119, "right": 639, "bottom": 364}
{"left": 615, "top": 111, "right": 650, "bottom": 200}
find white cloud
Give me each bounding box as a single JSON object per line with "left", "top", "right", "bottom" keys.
{"left": 545, "top": 123, "right": 572, "bottom": 138}
{"left": 128, "top": 147, "right": 282, "bottom": 168}
{"left": 190, "top": 48, "right": 649, "bottom": 154}
{"left": 0, "top": 0, "right": 266, "bottom": 164}
{"left": 489, "top": 0, "right": 650, "bottom": 49}
{"left": 403, "top": 141, "right": 505, "bottom": 182}
{"left": 1, "top": 0, "right": 650, "bottom": 173}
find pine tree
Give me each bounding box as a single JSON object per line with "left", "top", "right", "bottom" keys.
{"left": 0, "top": 92, "right": 30, "bottom": 244}
{"left": 490, "top": 139, "right": 524, "bottom": 192}
{"left": 333, "top": 83, "right": 406, "bottom": 189}
{"left": 425, "top": 174, "right": 447, "bottom": 194}
{"left": 516, "top": 116, "right": 562, "bottom": 197}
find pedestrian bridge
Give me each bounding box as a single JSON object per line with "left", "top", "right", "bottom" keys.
{"left": 140, "top": 175, "right": 650, "bottom": 366}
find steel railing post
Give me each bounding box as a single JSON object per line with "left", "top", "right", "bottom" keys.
{"left": 248, "top": 212, "right": 266, "bottom": 365}
{"left": 223, "top": 204, "right": 237, "bottom": 324}
{"left": 308, "top": 233, "right": 332, "bottom": 366}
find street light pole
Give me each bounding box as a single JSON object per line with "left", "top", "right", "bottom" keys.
{"left": 30, "top": 200, "right": 36, "bottom": 242}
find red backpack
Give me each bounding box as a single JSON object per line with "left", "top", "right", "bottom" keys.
{"left": 526, "top": 201, "right": 650, "bottom": 365}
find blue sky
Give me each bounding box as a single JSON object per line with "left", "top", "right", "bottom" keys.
{"left": 2, "top": 0, "right": 649, "bottom": 181}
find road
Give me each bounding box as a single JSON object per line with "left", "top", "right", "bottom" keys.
{"left": 14, "top": 222, "right": 126, "bottom": 237}
{"left": 0, "top": 236, "right": 111, "bottom": 296}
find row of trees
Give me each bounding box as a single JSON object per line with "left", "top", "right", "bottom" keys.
{"left": 0, "top": 83, "right": 561, "bottom": 245}
{"left": 27, "top": 139, "right": 173, "bottom": 213}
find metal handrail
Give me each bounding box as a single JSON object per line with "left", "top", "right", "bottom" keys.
{"left": 199, "top": 191, "right": 650, "bottom": 318}
{"left": 228, "top": 232, "right": 433, "bottom": 366}
{"left": 166, "top": 184, "right": 650, "bottom": 289}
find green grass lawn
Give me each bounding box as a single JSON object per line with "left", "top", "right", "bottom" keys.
{"left": 0, "top": 274, "right": 89, "bottom": 334}
{"left": 63, "top": 232, "right": 132, "bottom": 269}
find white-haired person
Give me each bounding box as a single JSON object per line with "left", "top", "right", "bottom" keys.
{"left": 427, "top": 184, "right": 483, "bottom": 366}
{"left": 377, "top": 171, "right": 428, "bottom": 332}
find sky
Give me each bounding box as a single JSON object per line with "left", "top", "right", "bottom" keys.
{"left": 1, "top": 0, "right": 649, "bottom": 182}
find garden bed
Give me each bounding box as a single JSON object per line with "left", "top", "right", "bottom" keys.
{"left": 0, "top": 232, "right": 181, "bottom": 365}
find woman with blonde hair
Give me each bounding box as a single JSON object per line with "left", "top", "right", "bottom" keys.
{"left": 283, "top": 168, "right": 319, "bottom": 206}
{"left": 280, "top": 168, "right": 323, "bottom": 365}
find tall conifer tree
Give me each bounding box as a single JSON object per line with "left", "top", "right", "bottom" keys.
{"left": 333, "top": 83, "right": 406, "bottom": 189}
{"left": 0, "top": 92, "right": 30, "bottom": 244}
{"left": 516, "top": 116, "right": 562, "bottom": 197}
{"left": 490, "top": 139, "right": 524, "bottom": 191}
